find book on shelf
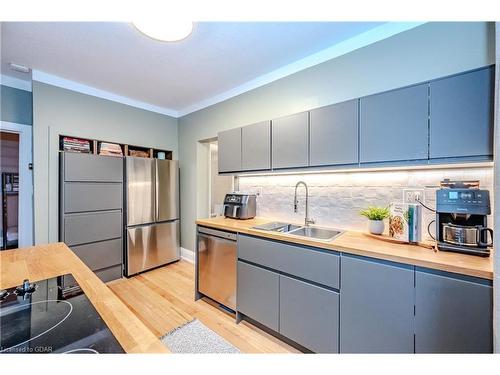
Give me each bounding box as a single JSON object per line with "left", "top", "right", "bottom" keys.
{"left": 99, "top": 142, "right": 123, "bottom": 157}
{"left": 62, "top": 137, "right": 91, "bottom": 153}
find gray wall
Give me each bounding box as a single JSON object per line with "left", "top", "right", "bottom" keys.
{"left": 178, "top": 22, "right": 495, "bottom": 253}
{"left": 32, "top": 81, "right": 178, "bottom": 244}
{"left": 1, "top": 85, "right": 33, "bottom": 125}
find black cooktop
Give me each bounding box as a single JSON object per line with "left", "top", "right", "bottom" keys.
{"left": 0, "top": 274, "right": 125, "bottom": 353}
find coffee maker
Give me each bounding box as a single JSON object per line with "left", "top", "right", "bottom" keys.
{"left": 436, "top": 186, "right": 493, "bottom": 257}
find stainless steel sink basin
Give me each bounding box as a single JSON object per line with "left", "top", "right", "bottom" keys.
{"left": 252, "top": 222, "right": 302, "bottom": 233}
{"left": 252, "top": 221, "right": 343, "bottom": 241}
{"left": 287, "top": 226, "right": 343, "bottom": 241}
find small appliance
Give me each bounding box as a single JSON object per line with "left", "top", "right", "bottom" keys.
{"left": 436, "top": 186, "right": 492, "bottom": 257}
{"left": 223, "top": 193, "right": 256, "bottom": 219}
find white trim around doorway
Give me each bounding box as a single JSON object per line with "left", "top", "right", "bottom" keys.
{"left": 0, "top": 121, "right": 34, "bottom": 247}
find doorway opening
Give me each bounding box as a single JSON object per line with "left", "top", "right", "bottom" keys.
{"left": 0, "top": 131, "right": 19, "bottom": 249}
{"left": 0, "top": 122, "right": 33, "bottom": 249}
{"left": 208, "top": 141, "right": 236, "bottom": 217}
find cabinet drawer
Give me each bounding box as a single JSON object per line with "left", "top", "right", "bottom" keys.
{"left": 64, "top": 211, "right": 122, "bottom": 246}
{"left": 62, "top": 152, "right": 123, "bottom": 182}
{"left": 237, "top": 261, "right": 279, "bottom": 331}
{"left": 64, "top": 182, "right": 122, "bottom": 213}
{"left": 70, "top": 238, "right": 122, "bottom": 271}
{"left": 280, "top": 275, "right": 339, "bottom": 353}
{"left": 238, "top": 235, "right": 339, "bottom": 289}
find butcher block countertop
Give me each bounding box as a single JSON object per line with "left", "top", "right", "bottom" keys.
{"left": 0, "top": 243, "right": 169, "bottom": 353}
{"left": 196, "top": 217, "right": 494, "bottom": 280}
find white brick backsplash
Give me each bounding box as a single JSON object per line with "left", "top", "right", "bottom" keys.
{"left": 238, "top": 167, "right": 494, "bottom": 240}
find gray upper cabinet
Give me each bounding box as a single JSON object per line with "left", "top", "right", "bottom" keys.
{"left": 360, "top": 84, "right": 429, "bottom": 163}
{"left": 310, "top": 100, "right": 359, "bottom": 166}
{"left": 241, "top": 121, "right": 271, "bottom": 171}
{"left": 280, "top": 275, "right": 339, "bottom": 353}
{"left": 340, "top": 255, "right": 415, "bottom": 353}
{"left": 272, "top": 112, "right": 309, "bottom": 169}
{"left": 218, "top": 127, "right": 241, "bottom": 173}
{"left": 415, "top": 269, "right": 493, "bottom": 353}
{"left": 429, "top": 67, "right": 494, "bottom": 159}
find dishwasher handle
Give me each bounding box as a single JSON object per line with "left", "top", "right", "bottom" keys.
{"left": 197, "top": 226, "right": 237, "bottom": 241}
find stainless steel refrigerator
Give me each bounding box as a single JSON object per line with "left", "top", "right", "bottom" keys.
{"left": 124, "top": 157, "right": 180, "bottom": 276}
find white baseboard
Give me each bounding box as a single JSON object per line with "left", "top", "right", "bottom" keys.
{"left": 181, "top": 247, "right": 194, "bottom": 263}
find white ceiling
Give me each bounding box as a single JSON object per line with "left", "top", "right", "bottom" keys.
{"left": 1, "top": 22, "right": 412, "bottom": 116}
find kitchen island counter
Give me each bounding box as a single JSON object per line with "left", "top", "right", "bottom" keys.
{"left": 0, "top": 242, "right": 169, "bottom": 353}
{"left": 196, "top": 216, "right": 493, "bottom": 280}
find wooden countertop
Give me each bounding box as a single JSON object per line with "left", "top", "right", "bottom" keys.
{"left": 0, "top": 243, "right": 169, "bottom": 353}
{"left": 196, "top": 217, "right": 494, "bottom": 280}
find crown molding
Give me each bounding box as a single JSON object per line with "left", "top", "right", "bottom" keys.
{"left": 31, "top": 70, "right": 179, "bottom": 118}
{"left": 1, "top": 74, "right": 32, "bottom": 92}
{"left": 177, "top": 22, "right": 426, "bottom": 117}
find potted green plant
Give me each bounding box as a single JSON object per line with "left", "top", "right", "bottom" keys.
{"left": 360, "top": 206, "right": 390, "bottom": 235}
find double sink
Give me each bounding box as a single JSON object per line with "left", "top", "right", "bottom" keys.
{"left": 252, "top": 222, "right": 343, "bottom": 241}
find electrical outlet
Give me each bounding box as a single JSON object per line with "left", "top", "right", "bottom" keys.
{"left": 403, "top": 189, "right": 424, "bottom": 204}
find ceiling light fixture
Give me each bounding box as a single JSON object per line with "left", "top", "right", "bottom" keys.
{"left": 133, "top": 19, "right": 193, "bottom": 42}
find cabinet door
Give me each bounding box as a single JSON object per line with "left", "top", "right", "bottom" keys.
{"left": 280, "top": 275, "right": 339, "bottom": 353}
{"left": 63, "top": 152, "right": 123, "bottom": 182}
{"left": 360, "top": 84, "right": 428, "bottom": 163}
{"left": 218, "top": 128, "right": 241, "bottom": 173}
{"left": 241, "top": 121, "right": 271, "bottom": 171}
{"left": 415, "top": 269, "right": 493, "bottom": 353}
{"left": 429, "top": 67, "right": 494, "bottom": 159}
{"left": 310, "top": 100, "right": 358, "bottom": 166}
{"left": 340, "top": 255, "right": 415, "bottom": 353}
{"left": 272, "top": 112, "right": 309, "bottom": 169}
{"left": 237, "top": 261, "right": 279, "bottom": 331}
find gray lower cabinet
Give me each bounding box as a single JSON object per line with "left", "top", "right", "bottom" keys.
{"left": 415, "top": 269, "right": 493, "bottom": 353}
{"left": 429, "top": 66, "right": 494, "bottom": 160}
{"left": 241, "top": 121, "right": 271, "bottom": 171}
{"left": 237, "top": 261, "right": 279, "bottom": 331}
{"left": 272, "top": 112, "right": 309, "bottom": 169}
{"left": 360, "top": 83, "right": 429, "bottom": 163}
{"left": 309, "top": 99, "right": 359, "bottom": 166}
{"left": 340, "top": 255, "right": 415, "bottom": 353}
{"left": 218, "top": 127, "right": 242, "bottom": 173}
{"left": 280, "top": 275, "right": 339, "bottom": 353}
{"left": 60, "top": 152, "right": 123, "bottom": 286}
{"left": 238, "top": 234, "right": 340, "bottom": 289}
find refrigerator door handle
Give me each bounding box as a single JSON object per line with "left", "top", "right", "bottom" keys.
{"left": 154, "top": 159, "right": 158, "bottom": 221}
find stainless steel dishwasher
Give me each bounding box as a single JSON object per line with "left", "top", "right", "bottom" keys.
{"left": 196, "top": 227, "right": 237, "bottom": 310}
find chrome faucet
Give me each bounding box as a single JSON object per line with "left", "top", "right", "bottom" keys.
{"left": 294, "top": 181, "right": 315, "bottom": 227}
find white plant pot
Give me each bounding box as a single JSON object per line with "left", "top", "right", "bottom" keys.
{"left": 368, "top": 220, "right": 385, "bottom": 235}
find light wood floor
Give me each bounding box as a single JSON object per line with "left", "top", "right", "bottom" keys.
{"left": 108, "top": 260, "right": 298, "bottom": 353}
